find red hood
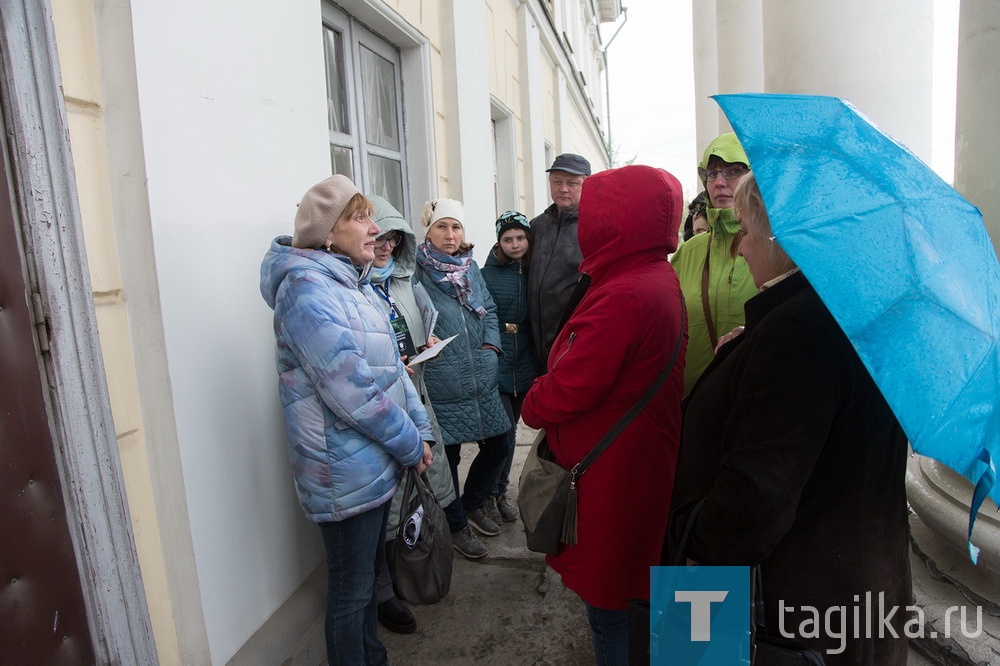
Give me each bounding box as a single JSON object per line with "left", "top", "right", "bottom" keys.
{"left": 578, "top": 165, "right": 683, "bottom": 278}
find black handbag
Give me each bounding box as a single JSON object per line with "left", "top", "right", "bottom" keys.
{"left": 518, "top": 302, "right": 686, "bottom": 556}
{"left": 751, "top": 566, "right": 826, "bottom": 665}
{"left": 631, "top": 500, "right": 826, "bottom": 665}
{"left": 628, "top": 499, "right": 705, "bottom": 665}
{"left": 392, "top": 468, "right": 454, "bottom": 604}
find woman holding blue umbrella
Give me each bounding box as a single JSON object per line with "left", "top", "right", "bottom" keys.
{"left": 666, "top": 173, "right": 911, "bottom": 665}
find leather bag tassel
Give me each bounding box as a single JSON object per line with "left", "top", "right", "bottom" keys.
{"left": 562, "top": 479, "right": 579, "bottom": 545}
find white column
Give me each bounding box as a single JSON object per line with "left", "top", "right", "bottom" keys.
{"left": 555, "top": 68, "right": 572, "bottom": 153}
{"left": 519, "top": 1, "right": 548, "bottom": 217}
{"left": 692, "top": 0, "right": 720, "bottom": 154}
{"left": 906, "top": 0, "right": 1000, "bottom": 585}
{"left": 715, "top": 0, "right": 764, "bottom": 130}
{"left": 954, "top": 0, "right": 1000, "bottom": 257}
{"left": 442, "top": 0, "right": 495, "bottom": 252}
{"left": 694, "top": 0, "right": 764, "bottom": 156}
{"left": 761, "top": 0, "right": 934, "bottom": 163}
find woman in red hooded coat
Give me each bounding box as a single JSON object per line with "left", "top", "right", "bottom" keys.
{"left": 521, "top": 164, "right": 687, "bottom": 666}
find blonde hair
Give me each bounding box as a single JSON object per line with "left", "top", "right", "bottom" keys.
{"left": 733, "top": 173, "right": 796, "bottom": 273}
{"left": 341, "top": 193, "right": 374, "bottom": 222}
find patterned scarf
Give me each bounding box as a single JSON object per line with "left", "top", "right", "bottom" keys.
{"left": 416, "top": 238, "right": 487, "bottom": 319}
{"left": 368, "top": 257, "right": 395, "bottom": 286}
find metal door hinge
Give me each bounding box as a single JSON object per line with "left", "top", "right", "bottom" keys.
{"left": 31, "top": 292, "right": 50, "bottom": 353}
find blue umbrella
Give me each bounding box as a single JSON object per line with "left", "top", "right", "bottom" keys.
{"left": 715, "top": 93, "right": 1000, "bottom": 562}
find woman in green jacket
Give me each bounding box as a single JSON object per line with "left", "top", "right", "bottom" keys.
{"left": 670, "top": 132, "right": 759, "bottom": 395}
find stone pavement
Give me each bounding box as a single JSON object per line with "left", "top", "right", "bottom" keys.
{"left": 381, "top": 423, "right": 593, "bottom": 665}
{"left": 377, "top": 422, "right": 995, "bottom": 665}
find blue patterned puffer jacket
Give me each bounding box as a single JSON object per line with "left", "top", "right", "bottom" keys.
{"left": 260, "top": 236, "right": 431, "bottom": 523}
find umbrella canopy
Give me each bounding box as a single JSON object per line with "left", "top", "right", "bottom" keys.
{"left": 715, "top": 93, "right": 1000, "bottom": 562}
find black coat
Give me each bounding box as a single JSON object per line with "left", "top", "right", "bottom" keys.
{"left": 667, "top": 271, "right": 911, "bottom": 665}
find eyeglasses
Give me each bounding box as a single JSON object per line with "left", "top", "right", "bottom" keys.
{"left": 699, "top": 165, "right": 749, "bottom": 183}
{"left": 375, "top": 233, "right": 402, "bottom": 249}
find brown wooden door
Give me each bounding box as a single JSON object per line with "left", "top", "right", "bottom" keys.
{"left": 0, "top": 134, "right": 96, "bottom": 662}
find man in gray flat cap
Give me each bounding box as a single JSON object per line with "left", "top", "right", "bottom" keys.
{"left": 527, "top": 153, "right": 592, "bottom": 367}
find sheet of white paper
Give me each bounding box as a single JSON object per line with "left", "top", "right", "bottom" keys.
{"left": 406, "top": 334, "right": 458, "bottom": 366}
{"left": 412, "top": 283, "right": 438, "bottom": 339}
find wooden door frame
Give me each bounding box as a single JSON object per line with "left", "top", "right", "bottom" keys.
{"left": 0, "top": 1, "right": 156, "bottom": 662}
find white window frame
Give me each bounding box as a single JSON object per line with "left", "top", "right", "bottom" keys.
{"left": 321, "top": 3, "right": 410, "bottom": 219}
{"left": 490, "top": 98, "right": 518, "bottom": 217}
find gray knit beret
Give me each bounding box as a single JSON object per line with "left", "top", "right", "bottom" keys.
{"left": 292, "top": 174, "right": 361, "bottom": 249}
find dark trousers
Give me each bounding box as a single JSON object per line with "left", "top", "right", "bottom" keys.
{"left": 493, "top": 392, "right": 524, "bottom": 496}
{"left": 442, "top": 433, "right": 510, "bottom": 531}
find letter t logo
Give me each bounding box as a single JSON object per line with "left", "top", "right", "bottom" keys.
{"left": 675, "top": 590, "right": 729, "bottom": 641}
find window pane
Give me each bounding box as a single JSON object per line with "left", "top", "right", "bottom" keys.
{"left": 368, "top": 155, "right": 403, "bottom": 213}
{"left": 359, "top": 46, "right": 400, "bottom": 151}
{"left": 331, "top": 145, "right": 354, "bottom": 179}
{"left": 324, "top": 27, "right": 349, "bottom": 134}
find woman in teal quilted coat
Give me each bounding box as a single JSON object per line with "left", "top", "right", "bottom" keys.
{"left": 414, "top": 198, "right": 512, "bottom": 557}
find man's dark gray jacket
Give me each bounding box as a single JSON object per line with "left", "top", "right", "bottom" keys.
{"left": 527, "top": 203, "right": 582, "bottom": 366}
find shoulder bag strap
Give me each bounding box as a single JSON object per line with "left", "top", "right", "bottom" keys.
{"left": 671, "top": 497, "right": 706, "bottom": 566}
{"left": 701, "top": 240, "right": 718, "bottom": 349}
{"left": 571, "top": 297, "right": 687, "bottom": 483}
{"left": 556, "top": 272, "right": 592, "bottom": 336}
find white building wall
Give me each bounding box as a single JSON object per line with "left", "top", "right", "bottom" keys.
{"left": 519, "top": 4, "right": 549, "bottom": 217}
{"left": 127, "top": 1, "right": 330, "bottom": 661}
{"left": 442, "top": 0, "right": 496, "bottom": 257}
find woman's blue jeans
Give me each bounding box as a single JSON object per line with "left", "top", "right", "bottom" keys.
{"left": 584, "top": 601, "right": 630, "bottom": 666}
{"left": 319, "top": 502, "right": 390, "bottom": 666}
